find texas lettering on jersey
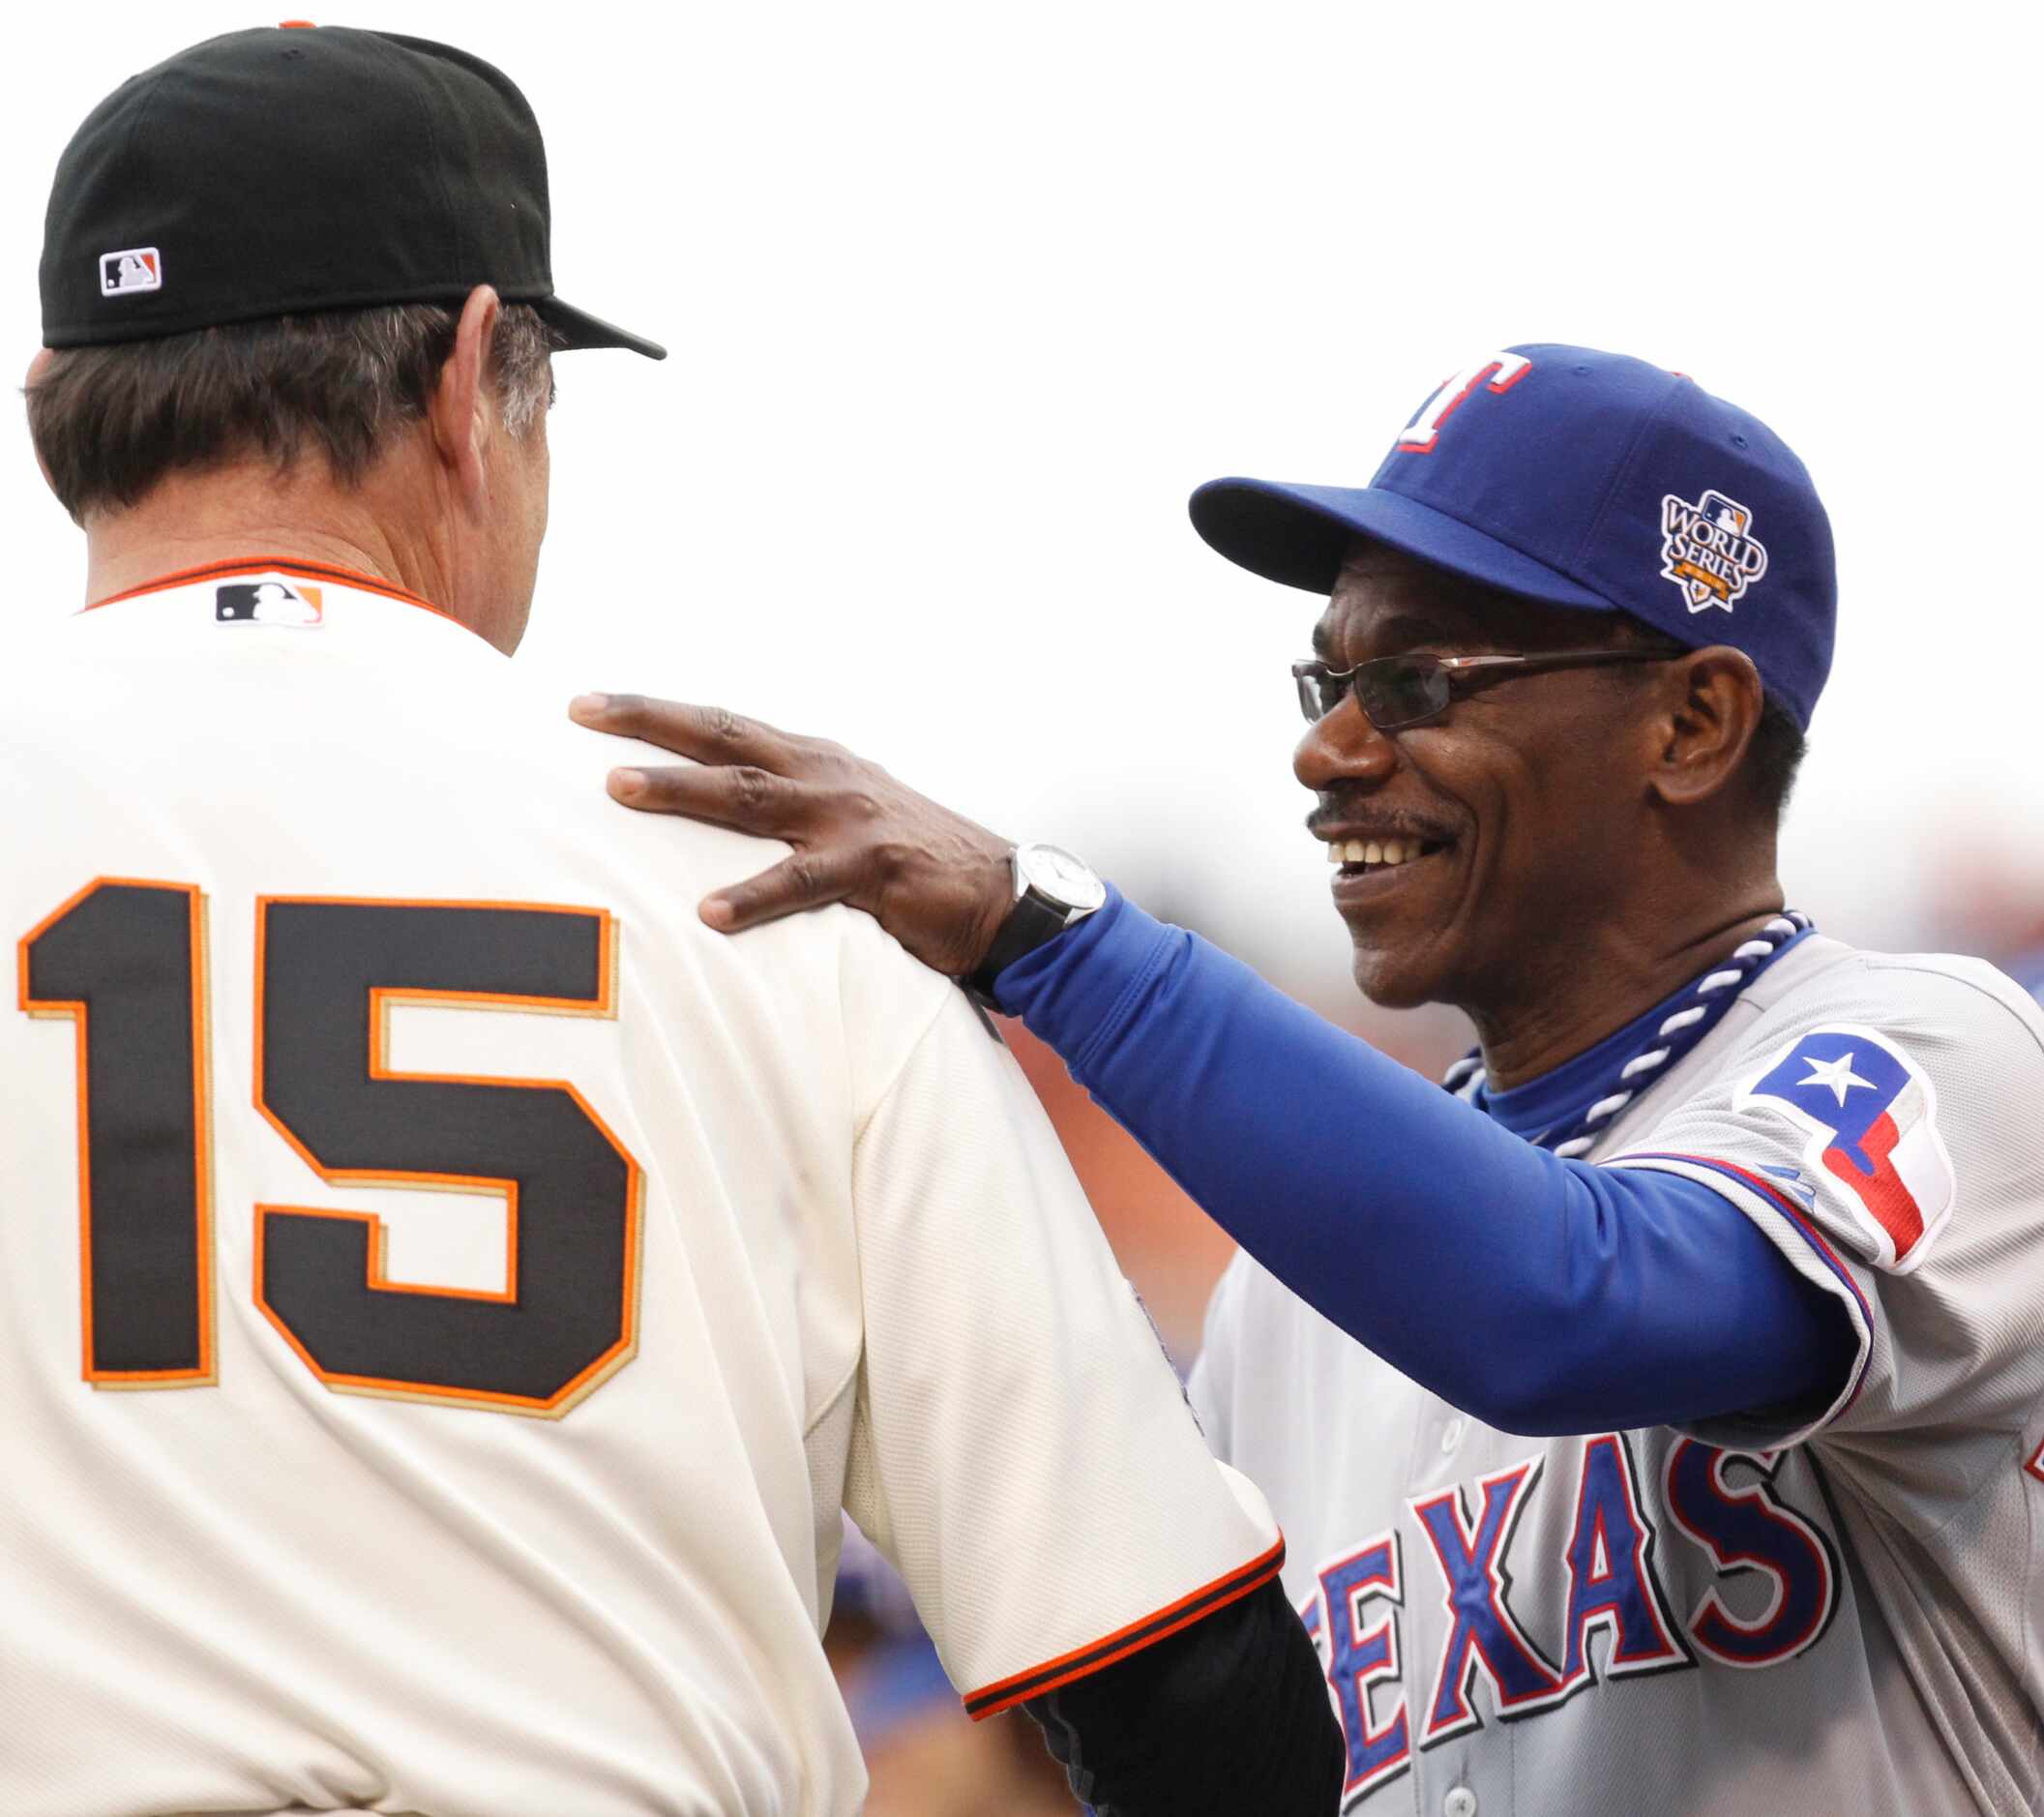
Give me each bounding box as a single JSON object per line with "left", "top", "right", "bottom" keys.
{"left": 1199, "top": 938, "right": 2044, "bottom": 1816}
{"left": 1300, "top": 1433, "right": 1836, "bottom": 1806}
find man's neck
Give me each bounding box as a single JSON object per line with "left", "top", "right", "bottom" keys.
{"left": 1467, "top": 897, "right": 1788, "bottom": 1092}
{"left": 81, "top": 463, "right": 450, "bottom": 613}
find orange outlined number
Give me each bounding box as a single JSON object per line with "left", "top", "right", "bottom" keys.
{"left": 253, "top": 900, "right": 642, "bottom": 1416}
{"left": 18, "top": 879, "right": 215, "bottom": 1386}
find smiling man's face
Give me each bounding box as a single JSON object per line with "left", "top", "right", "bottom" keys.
{"left": 1295, "top": 541, "right": 1674, "bottom": 1015}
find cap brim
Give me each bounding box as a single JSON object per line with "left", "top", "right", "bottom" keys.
{"left": 1189, "top": 477, "right": 1613, "bottom": 612}
{"left": 535, "top": 295, "right": 667, "bottom": 361}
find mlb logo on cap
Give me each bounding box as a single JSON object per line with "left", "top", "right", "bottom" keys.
{"left": 99, "top": 248, "right": 163, "bottom": 296}
{"left": 43, "top": 29, "right": 664, "bottom": 360}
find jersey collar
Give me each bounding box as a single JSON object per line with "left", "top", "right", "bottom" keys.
{"left": 83, "top": 553, "right": 459, "bottom": 626}
{"left": 1473, "top": 988, "right": 1697, "bottom": 1142}
{"left": 1469, "top": 925, "right": 1816, "bottom": 1146}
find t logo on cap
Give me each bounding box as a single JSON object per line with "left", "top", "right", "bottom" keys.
{"left": 1396, "top": 352, "right": 1532, "bottom": 454}
{"left": 1187, "top": 342, "right": 1839, "bottom": 730}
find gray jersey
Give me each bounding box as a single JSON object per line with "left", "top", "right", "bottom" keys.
{"left": 1191, "top": 936, "right": 2044, "bottom": 1817}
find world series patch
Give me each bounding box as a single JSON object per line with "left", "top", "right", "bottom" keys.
{"left": 1660, "top": 490, "right": 1767, "bottom": 613}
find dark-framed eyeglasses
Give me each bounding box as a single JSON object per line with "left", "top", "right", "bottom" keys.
{"left": 1290, "top": 648, "right": 1682, "bottom": 731}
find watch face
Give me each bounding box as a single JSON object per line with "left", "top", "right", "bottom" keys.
{"left": 1018, "top": 843, "right": 1107, "bottom": 912}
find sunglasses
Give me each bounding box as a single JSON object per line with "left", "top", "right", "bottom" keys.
{"left": 1290, "top": 648, "right": 1680, "bottom": 731}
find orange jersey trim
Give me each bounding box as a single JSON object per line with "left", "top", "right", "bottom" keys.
{"left": 961, "top": 1534, "right": 1287, "bottom": 1720}
{"left": 85, "top": 554, "right": 458, "bottom": 625}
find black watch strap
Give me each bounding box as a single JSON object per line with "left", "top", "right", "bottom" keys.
{"left": 963, "top": 890, "right": 1076, "bottom": 1010}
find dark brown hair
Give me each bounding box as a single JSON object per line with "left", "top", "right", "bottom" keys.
{"left": 1744, "top": 692, "right": 1809, "bottom": 819}
{"left": 25, "top": 302, "right": 556, "bottom": 523}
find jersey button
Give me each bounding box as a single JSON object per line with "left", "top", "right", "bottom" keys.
{"left": 1440, "top": 1417, "right": 1465, "bottom": 1453}
{"left": 1443, "top": 1788, "right": 1479, "bottom": 1817}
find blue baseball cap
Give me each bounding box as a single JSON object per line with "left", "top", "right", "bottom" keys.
{"left": 1189, "top": 344, "right": 1836, "bottom": 728}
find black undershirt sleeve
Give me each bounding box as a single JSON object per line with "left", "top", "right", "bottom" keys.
{"left": 1020, "top": 1574, "right": 1343, "bottom": 1815}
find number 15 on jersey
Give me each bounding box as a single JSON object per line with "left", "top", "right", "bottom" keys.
{"left": 19, "top": 878, "right": 644, "bottom": 1418}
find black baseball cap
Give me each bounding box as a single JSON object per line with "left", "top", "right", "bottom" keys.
{"left": 40, "top": 23, "right": 665, "bottom": 359}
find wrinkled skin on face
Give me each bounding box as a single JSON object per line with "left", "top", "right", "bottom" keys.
{"left": 1294, "top": 542, "right": 1678, "bottom": 1022}
{"left": 467, "top": 396, "right": 548, "bottom": 654}
{"left": 428, "top": 283, "right": 550, "bottom": 654}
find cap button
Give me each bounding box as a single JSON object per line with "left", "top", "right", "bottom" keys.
{"left": 278, "top": 18, "right": 317, "bottom": 26}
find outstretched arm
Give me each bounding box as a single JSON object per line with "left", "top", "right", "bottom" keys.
{"left": 994, "top": 886, "right": 1853, "bottom": 1434}
{"left": 569, "top": 692, "right": 1016, "bottom": 969}
{"left": 570, "top": 695, "right": 1853, "bottom": 1433}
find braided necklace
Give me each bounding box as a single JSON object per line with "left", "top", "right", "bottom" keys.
{"left": 1440, "top": 912, "right": 1813, "bottom": 1157}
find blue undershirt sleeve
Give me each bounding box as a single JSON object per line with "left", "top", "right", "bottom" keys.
{"left": 993, "top": 887, "right": 1854, "bottom": 1437}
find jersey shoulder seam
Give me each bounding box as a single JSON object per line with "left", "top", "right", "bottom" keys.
{"left": 1759, "top": 948, "right": 2044, "bottom": 1061}
{"left": 1851, "top": 953, "right": 2044, "bottom": 1065}
{"left": 850, "top": 978, "right": 966, "bottom": 1147}
{"left": 803, "top": 1351, "right": 860, "bottom": 1443}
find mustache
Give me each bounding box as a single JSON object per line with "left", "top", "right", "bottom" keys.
{"left": 1304, "top": 797, "right": 1457, "bottom": 842}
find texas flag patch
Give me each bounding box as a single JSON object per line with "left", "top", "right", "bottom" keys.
{"left": 1735, "top": 1025, "right": 1954, "bottom": 1273}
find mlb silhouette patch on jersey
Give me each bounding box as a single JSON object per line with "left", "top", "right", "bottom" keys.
{"left": 1660, "top": 490, "right": 1767, "bottom": 612}
{"left": 99, "top": 248, "right": 163, "bottom": 296}
{"left": 1734, "top": 1024, "right": 1955, "bottom": 1272}
{"left": 216, "top": 582, "right": 323, "bottom": 628}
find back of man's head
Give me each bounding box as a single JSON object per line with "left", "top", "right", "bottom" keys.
{"left": 27, "top": 301, "right": 557, "bottom": 523}
{"left": 27, "top": 25, "right": 663, "bottom": 649}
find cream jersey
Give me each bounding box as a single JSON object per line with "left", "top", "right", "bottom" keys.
{"left": 0, "top": 560, "right": 1281, "bottom": 1817}
{"left": 1192, "top": 934, "right": 2044, "bottom": 1817}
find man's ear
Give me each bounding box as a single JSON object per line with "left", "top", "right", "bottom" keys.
{"left": 24, "top": 347, "right": 61, "bottom": 502}
{"left": 428, "top": 285, "right": 502, "bottom": 517}
{"left": 1645, "top": 645, "right": 1766, "bottom": 808}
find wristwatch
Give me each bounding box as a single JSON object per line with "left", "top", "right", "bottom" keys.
{"left": 963, "top": 843, "right": 1108, "bottom": 1009}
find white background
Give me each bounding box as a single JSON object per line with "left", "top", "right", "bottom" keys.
{"left": 7, "top": 2, "right": 2041, "bottom": 1032}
